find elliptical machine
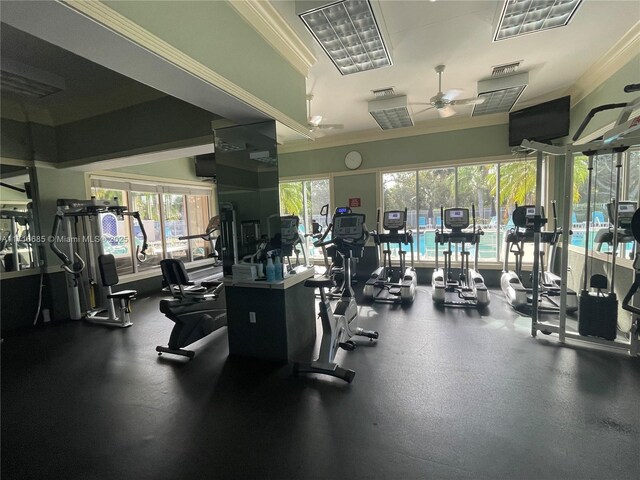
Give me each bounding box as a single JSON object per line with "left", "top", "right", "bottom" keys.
{"left": 501, "top": 202, "right": 578, "bottom": 313}
{"left": 294, "top": 210, "right": 379, "bottom": 383}
{"left": 432, "top": 205, "right": 489, "bottom": 308}
{"left": 363, "top": 208, "right": 417, "bottom": 304}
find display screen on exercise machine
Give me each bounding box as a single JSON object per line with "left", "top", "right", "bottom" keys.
{"left": 444, "top": 208, "right": 469, "bottom": 229}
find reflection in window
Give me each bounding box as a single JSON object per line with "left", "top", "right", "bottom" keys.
{"left": 279, "top": 178, "right": 330, "bottom": 259}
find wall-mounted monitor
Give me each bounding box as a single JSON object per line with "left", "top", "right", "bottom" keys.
{"left": 509, "top": 95, "right": 570, "bottom": 147}
{"left": 195, "top": 153, "right": 216, "bottom": 177}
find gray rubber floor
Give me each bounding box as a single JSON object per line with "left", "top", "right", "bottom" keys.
{"left": 2, "top": 286, "right": 639, "bottom": 479}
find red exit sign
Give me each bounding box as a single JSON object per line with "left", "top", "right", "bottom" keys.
{"left": 348, "top": 197, "right": 361, "bottom": 208}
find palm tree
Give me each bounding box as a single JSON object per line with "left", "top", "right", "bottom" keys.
{"left": 279, "top": 182, "right": 303, "bottom": 215}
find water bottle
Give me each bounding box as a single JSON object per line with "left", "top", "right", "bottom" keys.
{"left": 274, "top": 256, "right": 283, "bottom": 281}
{"left": 265, "top": 256, "right": 275, "bottom": 282}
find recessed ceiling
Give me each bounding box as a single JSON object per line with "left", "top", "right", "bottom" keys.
{"left": 0, "top": 22, "right": 166, "bottom": 126}
{"left": 273, "top": 0, "right": 639, "bottom": 141}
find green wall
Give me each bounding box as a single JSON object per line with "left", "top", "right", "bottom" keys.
{"left": 279, "top": 124, "right": 511, "bottom": 178}
{"left": 104, "top": 0, "right": 307, "bottom": 125}
{"left": 570, "top": 54, "right": 640, "bottom": 140}
{"left": 110, "top": 157, "right": 202, "bottom": 183}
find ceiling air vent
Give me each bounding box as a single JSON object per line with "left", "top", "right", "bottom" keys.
{"left": 372, "top": 87, "right": 396, "bottom": 98}
{"left": 368, "top": 95, "right": 413, "bottom": 130}
{"left": 491, "top": 61, "right": 521, "bottom": 77}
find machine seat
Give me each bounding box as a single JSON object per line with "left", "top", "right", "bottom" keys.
{"left": 108, "top": 289, "right": 137, "bottom": 300}
{"left": 304, "top": 277, "right": 337, "bottom": 289}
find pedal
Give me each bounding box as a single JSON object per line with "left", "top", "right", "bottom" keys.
{"left": 339, "top": 341, "right": 356, "bottom": 351}
{"left": 388, "top": 287, "right": 401, "bottom": 296}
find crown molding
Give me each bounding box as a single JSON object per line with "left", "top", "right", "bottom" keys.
{"left": 571, "top": 21, "right": 640, "bottom": 106}
{"left": 278, "top": 112, "right": 509, "bottom": 154}
{"left": 61, "top": 1, "right": 310, "bottom": 139}
{"left": 228, "top": 1, "right": 316, "bottom": 77}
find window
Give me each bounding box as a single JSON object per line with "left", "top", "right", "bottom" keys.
{"left": 279, "top": 178, "right": 330, "bottom": 259}
{"left": 571, "top": 148, "right": 639, "bottom": 259}
{"left": 382, "top": 158, "right": 538, "bottom": 262}
{"left": 90, "top": 178, "right": 212, "bottom": 275}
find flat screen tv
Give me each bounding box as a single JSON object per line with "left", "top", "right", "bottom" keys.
{"left": 195, "top": 153, "right": 216, "bottom": 178}
{"left": 509, "top": 95, "right": 570, "bottom": 147}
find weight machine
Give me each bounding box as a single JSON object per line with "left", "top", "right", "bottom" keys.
{"left": 501, "top": 202, "right": 578, "bottom": 314}
{"left": 432, "top": 205, "right": 490, "bottom": 309}
{"left": 523, "top": 84, "right": 640, "bottom": 355}
{"left": 363, "top": 208, "right": 417, "bottom": 304}
{"left": 50, "top": 197, "right": 148, "bottom": 327}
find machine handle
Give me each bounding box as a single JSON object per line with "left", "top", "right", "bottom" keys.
{"left": 624, "top": 83, "right": 640, "bottom": 93}
{"left": 572, "top": 103, "right": 627, "bottom": 141}
{"left": 129, "top": 212, "right": 148, "bottom": 262}
{"left": 49, "top": 214, "right": 85, "bottom": 274}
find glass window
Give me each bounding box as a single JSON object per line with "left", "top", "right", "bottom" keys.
{"left": 130, "top": 192, "right": 162, "bottom": 271}
{"left": 279, "top": 178, "right": 330, "bottom": 260}
{"left": 162, "top": 194, "right": 188, "bottom": 263}
{"left": 186, "top": 195, "right": 211, "bottom": 261}
{"left": 91, "top": 187, "right": 133, "bottom": 275}
{"left": 382, "top": 159, "right": 539, "bottom": 263}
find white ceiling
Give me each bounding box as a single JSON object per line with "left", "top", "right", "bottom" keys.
{"left": 273, "top": 0, "right": 639, "bottom": 139}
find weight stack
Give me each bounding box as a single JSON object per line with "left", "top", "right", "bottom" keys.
{"left": 578, "top": 291, "right": 618, "bottom": 341}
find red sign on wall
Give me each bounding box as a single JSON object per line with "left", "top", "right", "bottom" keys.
{"left": 348, "top": 197, "right": 361, "bottom": 208}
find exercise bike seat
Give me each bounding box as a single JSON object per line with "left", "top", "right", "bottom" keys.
{"left": 304, "top": 276, "right": 336, "bottom": 289}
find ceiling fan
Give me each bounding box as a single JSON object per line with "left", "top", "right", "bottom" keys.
{"left": 306, "top": 94, "right": 344, "bottom": 132}
{"left": 414, "top": 65, "right": 486, "bottom": 118}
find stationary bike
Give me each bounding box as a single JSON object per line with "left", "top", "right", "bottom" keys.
{"left": 294, "top": 211, "right": 379, "bottom": 383}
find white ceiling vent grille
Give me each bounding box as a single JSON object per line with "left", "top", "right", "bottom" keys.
{"left": 491, "top": 61, "right": 521, "bottom": 77}
{"left": 368, "top": 95, "right": 413, "bottom": 130}
{"left": 472, "top": 72, "right": 529, "bottom": 116}
{"left": 298, "top": 0, "right": 392, "bottom": 75}
{"left": 372, "top": 87, "right": 396, "bottom": 98}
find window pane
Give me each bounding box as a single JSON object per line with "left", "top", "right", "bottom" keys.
{"left": 497, "top": 159, "right": 537, "bottom": 262}
{"left": 571, "top": 154, "right": 614, "bottom": 254}
{"left": 382, "top": 171, "right": 417, "bottom": 261}
{"left": 418, "top": 168, "right": 454, "bottom": 260}
{"left": 163, "top": 194, "right": 188, "bottom": 262}
{"left": 91, "top": 187, "right": 133, "bottom": 275}
{"left": 627, "top": 149, "right": 639, "bottom": 205}
{"left": 186, "top": 195, "right": 211, "bottom": 261}
{"left": 458, "top": 164, "right": 498, "bottom": 261}
{"left": 130, "top": 192, "right": 162, "bottom": 271}
{"left": 305, "top": 179, "right": 330, "bottom": 259}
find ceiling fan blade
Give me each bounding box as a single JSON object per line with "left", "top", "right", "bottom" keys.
{"left": 413, "top": 105, "right": 436, "bottom": 116}
{"left": 438, "top": 105, "right": 456, "bottom": 118}
{"left": 317, "top": 123, "right": 344, "bottom": 130}
{"left": 309, "top": 115, "right": 323, "bottom": 127}
{"left": 409, "top": 102, "right": 432, "bottom": 106}
{"left": 450, "top": 97, "right": 486, "bottom": 106}
{"left": 443, "top": 89, "right": 463, "bottom": 101}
